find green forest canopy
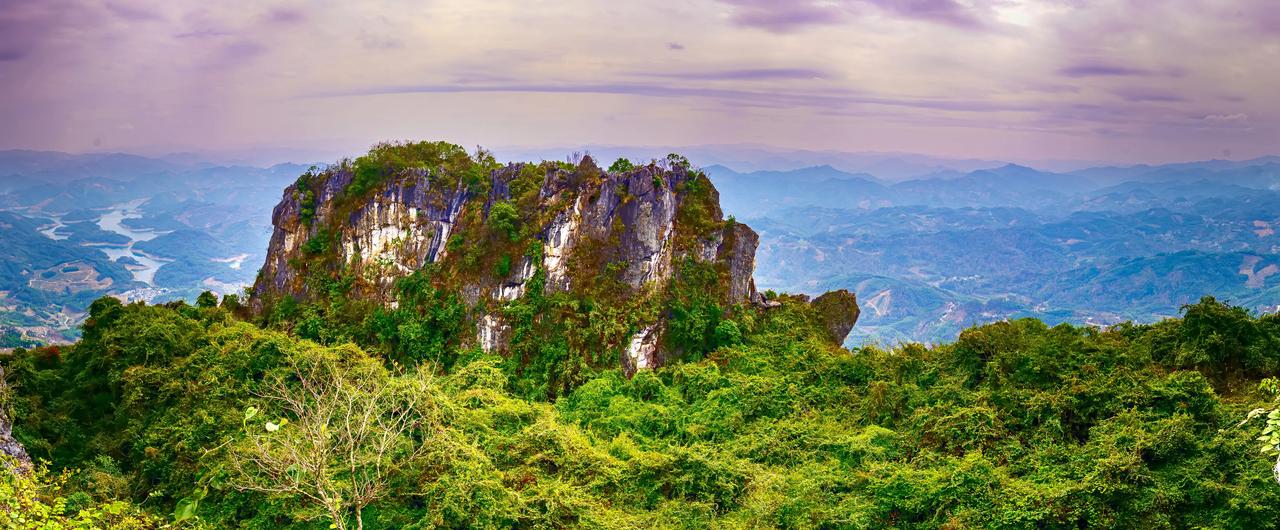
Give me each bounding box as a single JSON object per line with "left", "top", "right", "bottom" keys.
{"left": 5, "top": 294, "right": 1280, "bottom": 528}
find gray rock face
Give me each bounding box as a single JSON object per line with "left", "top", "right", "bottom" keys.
{"left": 251, "top": 154, "right": 763, "bottom": 371}
{"left": 255, "top": 167, "right": 471, "bottom": 304}
{"left": 0, "top": 367, "right": 32, "bottom": 473}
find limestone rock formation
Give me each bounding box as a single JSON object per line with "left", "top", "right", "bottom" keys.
{"left": 251, "top": 144, "right": 767, "bottom": 375}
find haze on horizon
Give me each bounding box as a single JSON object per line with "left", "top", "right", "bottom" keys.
{"left": 1, "top": 0, "right": 1277, "bottom": 165}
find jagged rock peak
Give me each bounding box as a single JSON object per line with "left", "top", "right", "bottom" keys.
{"left": 250, "top": 141, "right": 762, "bottom": 376}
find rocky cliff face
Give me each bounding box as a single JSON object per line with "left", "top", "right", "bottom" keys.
{"left": 251, "top": 142, "right": 855, "bottom": 380}
{"left": 0, "top": 367, "right": 32, "bottom": 473}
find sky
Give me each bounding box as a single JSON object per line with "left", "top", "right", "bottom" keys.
{"left": 0, "top": 0, "right": 1277, "bottom": 164}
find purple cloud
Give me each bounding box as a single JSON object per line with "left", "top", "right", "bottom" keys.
{"left": 866, "top": 0, "right": 985, "bottom": 29}
{"left": 717, "top": 0, "right": 846, "bottom": 32}
{"left": 1112, "top": 87, "right": 1186, "bottom": 103}
{"left": 175, "top": 29, "right": 237, "bottom": 39}
{"left": 263, "top": 7, "right": 306, "bottom": 25}
{"left": 716, "top": 0, "right": 988, "bottom": 31}
{"left": 210, "top": 40, "right": 268, "bottom": 68}
{"left": 667, "top": 42, "right": 685, "bottom": 51}
{"left": 103, "top": 1, "right": 163, "bottom": 22}
{"left": 636, "top": 68, "right": 830, "bottom": 81}
{"left": 305, "top": 81, "right": 1036, "bottom": 114}
{"left": 1058, "top": 62, "right": 1153, "bottom": 78}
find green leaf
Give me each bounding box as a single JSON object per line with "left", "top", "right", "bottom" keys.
{"left": 173, "top": 498, "right": 198, "bottom": 522}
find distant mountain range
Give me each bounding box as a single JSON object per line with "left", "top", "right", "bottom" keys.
{"left": 705, "top": 157, "right": 1280, "bottom": 344}
{"left": 2, "top": 147, "right": 1278, "bottom": 347}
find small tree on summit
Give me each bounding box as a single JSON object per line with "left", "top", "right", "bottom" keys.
{"left": 608, "top": 157, "right": 635, "bottom": 173}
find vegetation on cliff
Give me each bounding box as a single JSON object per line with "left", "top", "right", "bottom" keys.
{"left": 254, "top": 142, "right": 755, "bottom": 400}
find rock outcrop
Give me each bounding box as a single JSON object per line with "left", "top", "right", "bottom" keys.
{"left": 810, "top": 289, "right": 861, "bottom": 345}
{"left": 251, "top": 142, "right": 858, "bottom": 376}
{"left": 0, "top": 367, "right": 32, "bottom": 473}
{"left": 252, "top": 145, "right": 771, "bottom": 372}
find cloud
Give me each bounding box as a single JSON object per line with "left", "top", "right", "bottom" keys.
{"left": 175, "top": 29, "right": 237, "bottom": 39}
{"left": 357, "top": 31, "right": 403, "bottom": 50}
{"left": 103, "top": 1, "right": 163, "bottom": 22}
{"left": 716, "top": 0, "right": 989, "bottom": 32}
{"left": 214, "top": 40, "right": 268, "bottom": 67}
{"left": 1111, "top": 87, "right": 1187, "bottom": 103}
{"left": 634, "top": 68, "right": 831, "bottom": 81}
{"left": 1204, "top": 113, "right": 1249, "bottom": 123}
{"left": 717, "top": 0, "right": 847, "bottom": 32}
{"left": 304, "top": 81, "right": 1035, "bottom": 114}
{"left": 667, "top": 42, "right": 685, "bottom": 50}
{"left": 263, "top": 6, "right": 306, "bottom": 25}
{"left": 1057, "top": 62, "right": 1153, "bottom": 78}
{"left": 865, "top": 0, "right": 986, "bottom": 29}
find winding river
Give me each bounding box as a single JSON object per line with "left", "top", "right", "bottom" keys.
{"left": 95, "top": 200, "right": 171, "bottom": 285}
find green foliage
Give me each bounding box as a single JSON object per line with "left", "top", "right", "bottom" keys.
{"left": 219, "top": 293, "right": 241, "bottom": 312}
{"left": 301, "top": 228, "right": 332, "bottom": 255}
{"left": 0, "top": 460, "right": 160, "bottom": 529}
{"left": 295, "top": 167, "right": 319, "bottom": 227}
{"left": 1144, "top": 295, "right": 1280, "bottom": 390}
{"left": 346, "top": 141, "right": 479, "bottom": 198}
{"left": 10, "top": 267, "right": 1280, "bottom": 526}
{"left": 369, "top": 269, "right": 468, "bottom": 368}
{"left": 494, "top": 254, "right": 512, "bottom": 278}
{"left": 665, "top": 153, "right": 691, "bottom": 171}
{"left": 488, "top": 200, "right": 520, "bottom": 242}
{"left": 1242, "top": 377, "right": 1280, "bottom": 471}
{"left": 665, "top": 259, "right": 728, "bottom": 358}
{"left": 195, "top": 291, "right": 218, "bottom": 309}
{"left": 608, "top": 158, "right": 635, "bottom": 173}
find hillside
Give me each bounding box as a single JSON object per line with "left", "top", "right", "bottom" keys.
{"left": 3, "top": 142, "right": 1280, "bottom": 529}
{"left": 5, "top": 283, "right": 1280, "bottom": 527}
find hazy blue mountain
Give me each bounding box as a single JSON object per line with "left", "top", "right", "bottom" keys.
{"left": 718, "top": 156, "right": 1280, "bottom": 344}
{"left": 0, "top": 150, "right": 181, "bottom": 184}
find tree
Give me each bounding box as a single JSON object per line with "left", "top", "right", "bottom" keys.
{"left": 488, "top": 200, "right": 520, "bottom": 241}
{"left": 195, "top": 291, "right": 218, "bottom": 309}
{"left": 230, "top": 349, "right": 441, "bottom": 530}
{"left": 608, "top": 158, "right": 634, "bottom": 173}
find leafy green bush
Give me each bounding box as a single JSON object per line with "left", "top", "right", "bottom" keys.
{"left": 7, "top": 296, "right": 1280, "bottom": 528}
{"left": 488, "top": 200, "right": 520, "bottom": 242}
{"left": 608, "top": 158, "right": 635, "bottom": 173}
